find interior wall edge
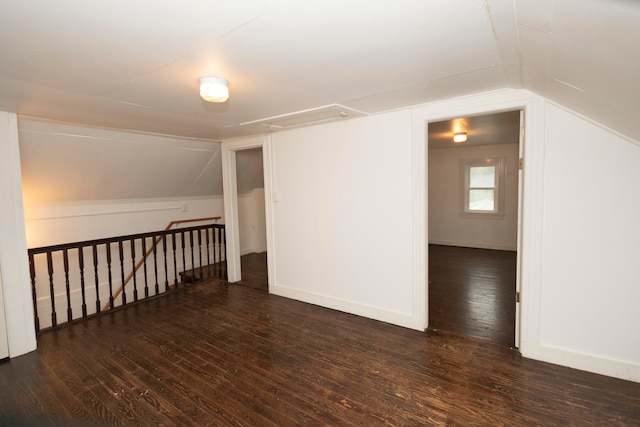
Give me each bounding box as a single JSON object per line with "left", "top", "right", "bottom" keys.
{"left": 522, "top": 341, "right": 640, "bottom": 383}
{"left": 270, "top": 284, "right": 423, "bottom": 331}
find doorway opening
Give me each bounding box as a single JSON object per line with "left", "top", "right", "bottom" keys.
{"left": 427, "top": 110, "right": 522, "bottom": 347}
{"left": 221, "top": 135, "right": 274, "bottom": 291}
{"left": 235, "top": 147, "right": 268, "bottom": 291}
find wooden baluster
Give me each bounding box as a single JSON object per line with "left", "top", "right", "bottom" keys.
{"left": 153, "top": 237, "right": 159, "bottom": 295}
{"left": 63, "top": 249, "right": 72, "bottom": 322}
{"left": 93, "top": 244, "right": 100, "bottom": 314}
{"left": 173, "top": 232, "right": 187, "bottom": 287}
{"left": 215, "top": 227, "right": 221, "bottom": 277}
{"left": 46, "top": 251, "right": 57, "bottom": 328}
{"left": 174, "top": 232, "right": 180, "bottom": 288}
{"left": 222, "top": 226, "right": 227, "bottom": 279}
{"left": 130, "top": 239, "right": 138, "bottom": 302}
{"left": 197, "top": 229, "right": 203, "bottom": 280}
{"left": 205, "top": 227, "right": 211, "bottom": 266}
{"left": 107, "top": 243, "right": 114, "bottom": 310}
{"left": 222, "top": 226, "right": 226, "bottom": 262}
{"left": 118, "top": 241, "right": 126, "bottom": 306}
{"left": 28, "top": 252, "right": 40, "bottom": 334}
{"left": 142, "top": 237, "right": 149, "bottom": 298}
{"left": 212, "top": 227, "right": 218, "bottom": 276}
{"left": 78, "top": 247, "right": 87, "bottom": 318}
{"left": 162, "top": 235, "right": 169, "bottom": 292}
{"left": 189, "top": 230, "right": 195, "bottom": 282}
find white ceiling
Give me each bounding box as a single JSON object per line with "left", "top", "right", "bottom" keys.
{"left": 428, "top": 111, "right": 521, "bottom": 149}
{"left": 1, "top": 0, "right": 639, "bottom": 142}
{"left": 18, "top": 118, "right": 223, "bottom": 204}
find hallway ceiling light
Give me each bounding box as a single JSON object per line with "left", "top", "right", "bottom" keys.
{"left": 453, "top": 132, "right": 467, "bottom": 143}
{"left": 200, "top": 77, "right": 229, "bottom": 102}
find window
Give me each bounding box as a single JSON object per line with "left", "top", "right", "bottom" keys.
{"left": 460, "top": 157, "right": 505, "bottom": 219}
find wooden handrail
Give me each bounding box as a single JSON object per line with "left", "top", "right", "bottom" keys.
{"left": 104, "top": 216, "right": 221, "bottom": 310}
{"left": 165, "top": 216, "right": 221, "bottom": 229}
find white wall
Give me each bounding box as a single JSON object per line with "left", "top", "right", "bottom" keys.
{"left": 24, "top": 197, "right": 224, "bottom": 248}
{"left": 252, "top": 188, "right": 267, "bottom": 253}
{"left": 428, "top": 143, "right": 519, "bottom": 250}
{"left": 263, "top": 90, "right": 640, "bottom": 382}
{"left": 0, "top": 111, "right": 37, "bottom": 357}
{"left": 533, "top": 102, "right": 640, "bottom": 379}
{"left": 0, "top": 269, "right": 9, "bottom": 359}
{"left": 238, "top": 188, "right": 267, "bottom": 255}
{"left": 269, "top": 110, "right": 417, "bottom": 328}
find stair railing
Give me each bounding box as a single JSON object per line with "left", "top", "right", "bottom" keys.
{"left": 28, "top": 219, "right": 225, "bottom": 334}
{"left": 104, "top": 217, "right": 220, "bottom": 310}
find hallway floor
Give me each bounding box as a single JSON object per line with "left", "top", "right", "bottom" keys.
{"left": 429, "top": 244, "right": 517, "bottom": 347}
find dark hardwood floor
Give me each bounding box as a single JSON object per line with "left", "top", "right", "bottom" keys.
{"left": 429, "top": 244, "right": 517, "bottom": 347}
{"left": 237, "top": 252, "right": 268, "bottom": 292}
{"left": 2, "top": 257, "right": 640, "bottom": 425}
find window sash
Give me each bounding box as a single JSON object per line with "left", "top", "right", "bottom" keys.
{"left": 460, "top": 157, "right": 505, "bottom": 218}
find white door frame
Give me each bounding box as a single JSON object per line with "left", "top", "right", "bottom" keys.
{"left": 221, "top": 135, "right": 274, "bottom": 285}
{"left": 412, "top": 89, "right": 546, "bottom": 351}
{"left": 0, "top": 267, "right": 9, "bottom": 359}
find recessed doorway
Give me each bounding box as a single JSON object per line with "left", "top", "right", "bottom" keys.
{"left": 427, "top": 110, "right": 522, "bottom": 347}
{"left": 221, "top": 135, "right": 275, "bottom": 290}
{"left": 235, "top": 147, "right": 268, "bottom": 291}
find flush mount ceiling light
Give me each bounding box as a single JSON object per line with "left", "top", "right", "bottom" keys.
{"left": 453, "top": 132, "right": 467, "bottom": 143}
{"left": 199, "top": 77, "right": 229, "bottom": 102}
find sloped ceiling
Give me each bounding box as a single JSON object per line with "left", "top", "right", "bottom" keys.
{"left": 5, "top": 1, "right": 640, "bottom": 205}
{"left": 1, "top": 0, "right": 638, "bottom": 142}
{"left": 18, "top": 119, "right": 222, "bottom": 204}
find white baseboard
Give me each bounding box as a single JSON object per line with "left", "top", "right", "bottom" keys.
{"left": 522, "top": 341, "right": 640, "bottom": 383}
{"left": 428, "top": 239, "right": 517, "bottom": 251}
{"left": 270, "top": 283, "right": 423, "bottom": 331}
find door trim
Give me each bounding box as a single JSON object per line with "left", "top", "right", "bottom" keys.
{"left": 412, "top": 89, "right": 545, "bottom": 351}
{"left": 221, "top": 135, "right": 274, "bottom": 286}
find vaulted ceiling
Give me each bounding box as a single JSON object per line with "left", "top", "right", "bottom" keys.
{"left": 1, "top": 0, "right": 638, "bottom": 142}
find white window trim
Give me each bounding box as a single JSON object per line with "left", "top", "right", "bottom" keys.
{"left": 459, "top": 157, "right": 506, "bottom": 220}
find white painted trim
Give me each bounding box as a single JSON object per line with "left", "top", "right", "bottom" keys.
{"left": 518, "top": 95, "right": 547, "bottom": 358}
{"left": 221, "top": 148, "right": 240, "bottom": 282}
{"left": 0, "top": 269, "right": 8, "bottom": 359}
{"left": 412, "top": 89, "right": 545, "bottom": 353}
{"left": 525, "top": 343, "right": 640, "bottom": 383}
{"left": 411, "top": 108, "right": 428, "bottom": 331}
{"left": 0, "top": 111, "right": 37, "bottom": 357}
{"left": 270, "top": 284, "right": 423, "bottom": 330}
{"left": 221, "top": 135, "right": 274, "bottom": 286}
{"left": 26, "top": 204, "right": 181, "bottom": 221}
{"left": 25, "top": 196, "right": 224, "bottom": 221}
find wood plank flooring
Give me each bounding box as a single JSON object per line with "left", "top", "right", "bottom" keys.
{"left": 2, "top": 262, "right": 640, "bottom": 425}
{"left": 429, "top": 245, "right": 517, "bottom": 347}
{"left": 237, "top": 252, "right": 268, "bottom": 292}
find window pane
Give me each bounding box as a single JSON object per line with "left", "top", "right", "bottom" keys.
{"left": 469, "top": 189, "right": 495, "bottom": 211}
{"left": 470, "top": 166, "right": 495, "bottom": 188}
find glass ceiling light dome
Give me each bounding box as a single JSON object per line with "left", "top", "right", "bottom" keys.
{"left": 200, "top": 77, "right": 229, "bottom": 103}
{"left": 453, "top": 132, "right": 467, "bottom": 143}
